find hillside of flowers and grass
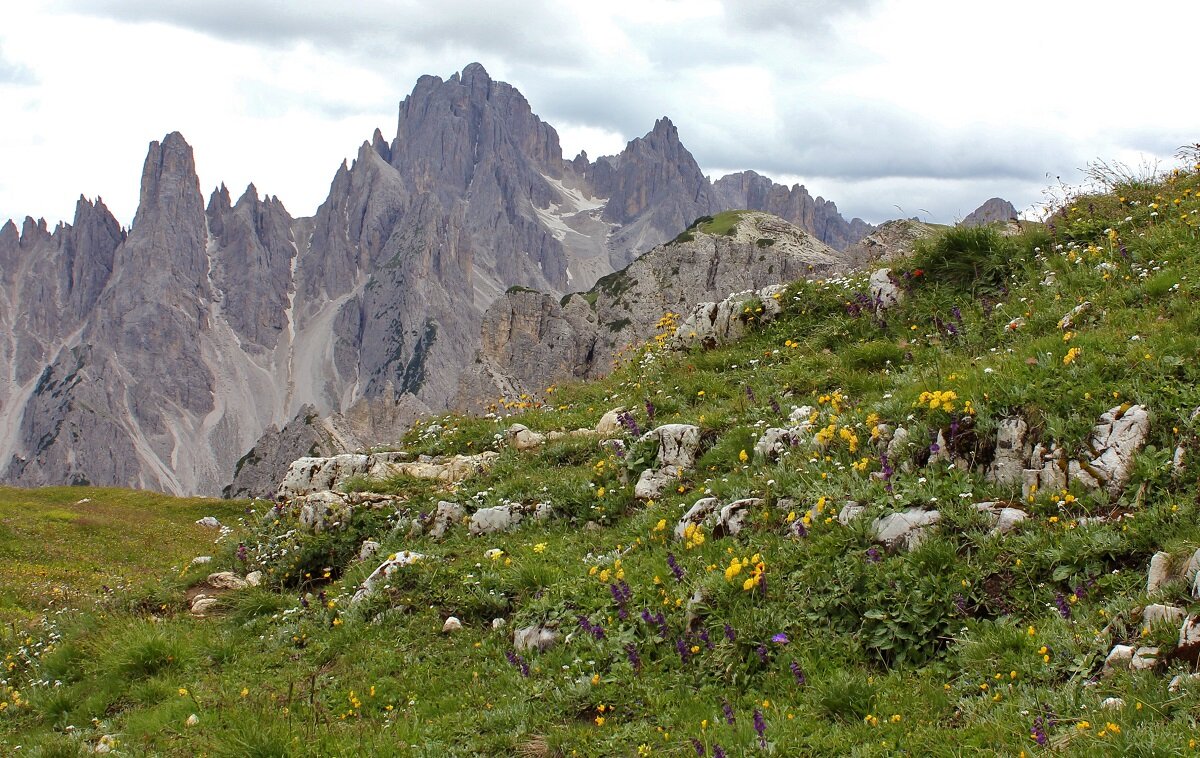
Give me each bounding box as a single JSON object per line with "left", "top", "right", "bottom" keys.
{"left": 5, "top": 149, "right": 1200, "bottom": 756}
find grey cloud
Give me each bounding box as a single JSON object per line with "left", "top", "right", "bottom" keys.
{"left": 59, "top": 0, "right": 582, "bottom": 66}
{"left": 721, "top": 0, "right": 880, "bottom": 39}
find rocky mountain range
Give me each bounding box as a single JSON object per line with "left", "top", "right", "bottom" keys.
{"left": 0, "top": 63, "right": 874, "bottom": 497}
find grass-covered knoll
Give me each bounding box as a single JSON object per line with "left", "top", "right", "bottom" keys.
{"left": 5, "top": 150, "right": 1200, "bottom": 755}
{"left": 0, "top": 487, "right": 244, "bottom": 628}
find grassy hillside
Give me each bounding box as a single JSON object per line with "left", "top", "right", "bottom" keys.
{"left": 5, "top": 150, "right": 1200, "bottom": 755}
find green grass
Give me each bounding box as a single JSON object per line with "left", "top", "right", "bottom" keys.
{"left": 7, "top": 162, "right": 1200, "bottom": 754}
{"left": 0, "top": 487, "right": 246, "bottom": 627}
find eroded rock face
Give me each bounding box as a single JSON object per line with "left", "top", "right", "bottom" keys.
{"left": 711, "top": 170, "right": 872, "bottom": 252}
{"left": 458, "top": 212, "right": 854, "bottom": 406}
{"left": 668, "top": 285, "right": 787, "bottom": 351}
{"left": 644, "top": 424, "right": 703, "bottom": 470}
{"left": 1069, "top": 404, "right": 1150, "bottom": 496}
{"left": 988, "top": 417, "right": 1030, "bottom": 487}
{"left": 1, "top": 64, "right": 873, "bottom": 497}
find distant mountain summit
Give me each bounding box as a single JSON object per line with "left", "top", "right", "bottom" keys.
{"left": 0, "top": 63, "right": 875, "bottom": 496}
{"left": 961, "top": 197, "right": 1018, "bottom": 227}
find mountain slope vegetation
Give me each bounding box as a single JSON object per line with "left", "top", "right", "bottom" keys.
{"left": 4, "top": 149, "right": 1200, "bottom": 755}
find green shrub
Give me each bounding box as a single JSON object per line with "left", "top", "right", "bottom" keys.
{"left": 909, "top": 225, "right": 1018, "bottom": 292}
{"left": 841, "top": 340, "right": 905, "bottom": 371}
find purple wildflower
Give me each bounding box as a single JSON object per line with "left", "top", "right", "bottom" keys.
{"left": 745, "top": 385, "right": 756, "bottom": 403}
{"left": 691, "top": 737, "right": 705, "bottom": 756}
{"left": 753, "top": 709, "right": 767, "bottom": 748}
{"left": 724, "top": 624, "right": 737, "bottom": 642}
{"left": 645, "top": 399, "right": 656, "bottom": 423}
{"left": 1031, "top": 715, "right": 1048, "bottom": 746}
{"left": 770, "top": 396, "right": 781, "bottom": 415}
{"left": 954, "top": 593, "right": 968, "bottom": 615}
{"left": 506, "top": 651, "right": 530, "bottom": 677}
{"left": 625, "top": 643, "right": 642, "bottom": 672}
{"left": 667, "top": 553, "right": 686, "bottom": 581}
{"left": 722, "top": 700, "right": 736, "bottom": 725}
{"left": 618, "top": 411, "right": 642, "bottom": 437}
{"left": 1054, "top": 593, "right": 1071, "bottom": 619}
{"left": 771, "top": 632, "right": 789, "bottom": 644}
{"left": 756, "top": 644, "right": 769, "bottom": 664}
{"left": 699, "top": 627, "right": 713, "bottom": 650}
{"left": 236, "top": 543, "right": 249, "bottom": 565}
{"left": 676, "top": 638, "right": 692, "bottom": 664}
{"left": 790, "top": 660, "right": 806, "bottom": 686}
{"left": 713, "top": 747, "right": 726, "bottom": 758}
{"left": 866, "top": 547, "right": 881, "bottom": 563}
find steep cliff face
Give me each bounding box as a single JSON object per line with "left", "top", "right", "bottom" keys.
{"left": 713, "top": 170, "right": 873, "bottom": 251}
{"left": 458, "top": 211, "right": 850, "bottom": 407}
{"left": 0, "top": 64, "right": 876, "bottom": 496}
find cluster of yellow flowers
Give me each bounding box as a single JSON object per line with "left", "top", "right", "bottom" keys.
{"left": 1063, "top": 347, "right": 1082, "bottom": 366}
{"left": 917, "top": 389, "right": 958, "bottom": 412}
{"left": 724, "top": 553, "right": 766, "bottom": 591}
{"left": 682, "top": 523, "right": 706, "bottom": 550}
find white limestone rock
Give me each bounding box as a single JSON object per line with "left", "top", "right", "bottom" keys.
{"left": 1143, "top": 603, "right": 1185, "bottom": 626}
{"left": 1069, "top": 404, "right": 1150, "bottom": 497}
{"left": 359, "top": 540, "right": 381, "bottom": 562}
{"left": 206, "top": 572, "right": 248, "bottom": 590}
{"left": 506, "top": 423, "right": 546, "bottom": 451}
{"left": 429, "top": 500, "right": 466, "bottom": 539}
{"left": 467, "top": 502, "right": 553, "bottom": 536}
{"left": 1102, "top": 644, "right": 1135, "bottom": 675}
{"left": 871, "top": 508, "right": 941, "bottom": 550}
{"left": 297, "top": 490, "right": 351, "bottom": 533}
{"left": 1130, "top": 646, "right": 1159, "bottom": 671}
{"left": 988, "top": 417, "right": 1030, "bottom": 487}
{"left": 596, "top": 408, "right": 626, "bottom": 437}
{"left": 717, "top": 498, "right": 764, "bottom": 537}
{"left": 195, "top": 516, "right": 223, "bottom": 529}
{"left": 674, "top": 497, "right": 721, "bottom": 539}
{"left": 869, "top": 268, "right": 903, "bottom": 310}
{"left": 1147, "top": 551, "right": 1172, "bottom": 595}
{"left": 351, "top": 551, "right": 427, "bottom": 605}
{"left": 442, "top": 616, "right": 463, "bottom": 633}
{"left": 514, "top": 625, "right": 559, "bottom": 652}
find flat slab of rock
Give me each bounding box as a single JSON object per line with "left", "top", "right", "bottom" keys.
{"left": 974, "top": 502, "right": 1027, "bottom": 534}
{"left": 636, "top": 467, "right": 678, "bottom": 500}
{"left": 1144, "top": 603, "right": 1185, "bottom": 626}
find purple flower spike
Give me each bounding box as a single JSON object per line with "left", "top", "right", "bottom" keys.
{"left": 753, "top": 709, "right": 767, "bottom": 748}
{"left": 722, "top": 700, "right": 736, "bottom": 725}
{"left": 691, "top": 737, "right": 705, "bottom": 756}
{"left": 771, "top": 633, "right": 789, "bottom": 644}
{"left": 790, "top": 660, "right": 806, "bottom": 686}
{"left": 724, "top": 624, "right": 737, "bottom": 642}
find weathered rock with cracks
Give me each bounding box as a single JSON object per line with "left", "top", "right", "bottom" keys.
{"left": 872, "top": 508, "right": 941, "bottom": 550}
{"left": 351, "top": 551, "right": 427, "bottom": 604}
{"left": 1069, "top": 404, "right": 1150, "bottom": 497}
{"left": 467, "top": 501, "right": 553, "bottom": 536}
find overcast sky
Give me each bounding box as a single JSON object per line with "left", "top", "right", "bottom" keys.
{"left": 2, "top": 1, "right": 1197, "bottom": 229}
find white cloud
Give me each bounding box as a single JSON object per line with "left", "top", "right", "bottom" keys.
{"left": 2, "top": 1, "right": 1196, "bottom": 227}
